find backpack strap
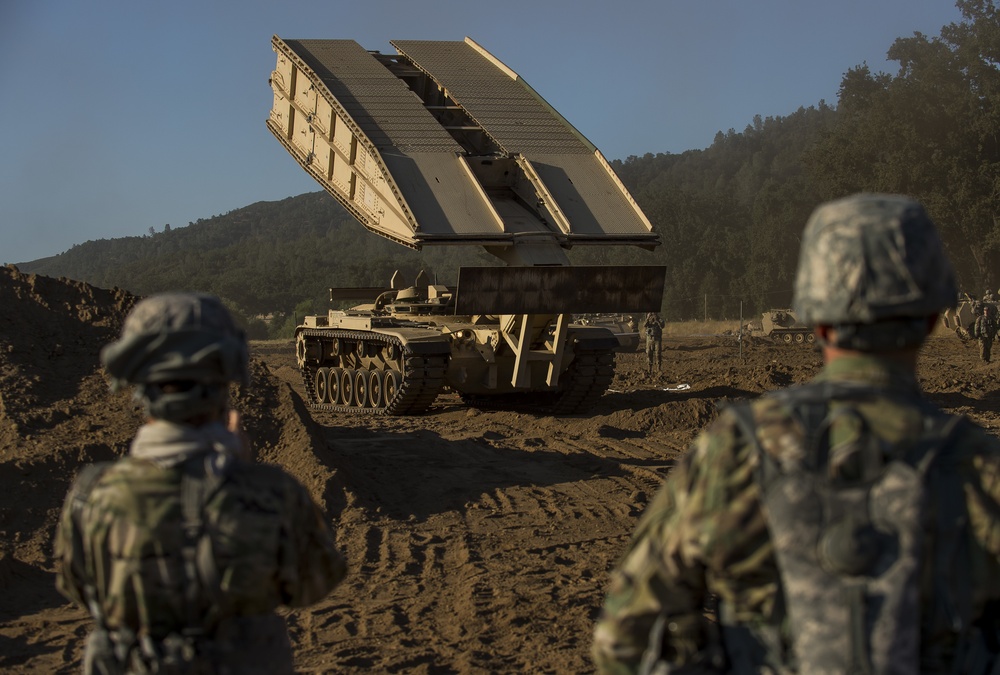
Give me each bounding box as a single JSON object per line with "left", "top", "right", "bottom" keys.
{"left": 177, "top": 452, "right": 229, "bottom": 636}
{"left": 66, "top": 463, "right": 114, "bottom": 626}
{"left": 68, "top": 462, "right": 113, "bottom": 507}
{"left": 919, "top": 415, "right": 977, "bottom": 656}
{"left": 67, "top": 463, "right": 147, "bottom": 670}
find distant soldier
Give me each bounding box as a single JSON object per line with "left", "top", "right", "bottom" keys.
{"left": 593, "top": 194, "right": 1000, "bottom": 674}
{"left": 643, "top": 312, "right": 665, "bottom": 374}
{"left": 55, "top": 293, "right": 346, "bottom": 675}
{"left": 984, "top": 288, "right": 996, "bottom": 303}
{"left": 974, "top": 302, "right": 998, "bottom": 363}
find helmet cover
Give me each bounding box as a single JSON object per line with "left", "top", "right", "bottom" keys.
{"left": 102, "top": 292, "right": 248, "bottom": 386}
{"left": 792, "top": 194, "right": 956, "bottom": 348}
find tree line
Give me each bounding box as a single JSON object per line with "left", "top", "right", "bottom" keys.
{"left": 19, "top": 1, "right": 999, "bottom": 333}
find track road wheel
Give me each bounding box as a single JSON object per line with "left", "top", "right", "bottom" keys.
{"left": 354, "top": 369, "right": 369, "bottom": 407}
{"left": 314, "top": 367, "right": 330, "bottom": 403}
{"left": 782, "top": 333, "right": 793, "bottom": 344}
{"left": 368, "top": 370, "right": 384, "bottom": 408}
{"left": 328, "top": 367, "right": 342, "bottom": 404}
{"left": 806, "top": 333, "right": 815, "bottom": 344}
{"left": 295, "top": 334, "right": 308, "bottom": 368}
{"left": 383, "top": 370, "right": 399, "bottom": 404}
{"left": 795, "top": 333, "right": 804, "bottom": 343}
{"left": 340, "top": 368, "right": 355, "bottom": 408}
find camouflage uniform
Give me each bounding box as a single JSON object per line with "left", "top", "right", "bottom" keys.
{"left": 644, "top": 313, "right": 665, "bottom": 374}
{"left": 55, "top": 293, "right": 346, "bottom": 675}
{"left": 593, "top": 194, "right": 1000, "bottom": 674}
{"left": 593, "top": 356, "right": 1000, "bottom": 674}
{"left": 975, "top": 307, "right": 997, "bottom": 363}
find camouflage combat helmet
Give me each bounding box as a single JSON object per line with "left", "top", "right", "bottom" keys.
{"left": 792, "top": 193, "right": 957, "bottom": 350}
{"left": 101, "top": 293, "right": 248, "bottom": 421}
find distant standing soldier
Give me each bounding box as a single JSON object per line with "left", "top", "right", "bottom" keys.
{"left": 974, "top": 302, "right": 997, "bottom": 363}
{"left": 643, "top": 312, "right": 665, "bottom": 374}
{"left": 593, "top": 194, "right": 1000, "bottom": 673}
{"left": 55, "top": 293, "right": 346, "bottom": 675}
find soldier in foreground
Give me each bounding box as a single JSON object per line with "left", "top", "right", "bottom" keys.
{"left": 592, "top": 194, "right": 1000, "bottom": 674}
{"left": 55, "top": 293, "right": 346, "bottom": 674}
{"left": 643, "top": 312, "right": 665, "bottom": 375}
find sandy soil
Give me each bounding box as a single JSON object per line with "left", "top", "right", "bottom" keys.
{"left": 1, "top": 264, "right": 998, "bottom": 674}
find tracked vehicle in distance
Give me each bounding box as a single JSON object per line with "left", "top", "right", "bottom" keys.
{"left": 267, "top": 36, "right": 665, "bottom": 415}
{"left": 756, "top": 309, "right": 814, "bottom": 344}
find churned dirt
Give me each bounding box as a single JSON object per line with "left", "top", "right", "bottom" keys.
{"left": 1, "top": 265, "right": 998, "bottom": 674}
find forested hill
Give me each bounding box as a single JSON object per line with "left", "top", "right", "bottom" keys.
{"left": 19, "top": 1, "right": 1000, "bottom": 333}
{"left": 18, "top": 191, "right": 466, "bottom": 319}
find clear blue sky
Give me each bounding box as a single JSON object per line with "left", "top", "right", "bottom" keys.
{"left": 0, "top": 0, "right": 966, "bottom": 264}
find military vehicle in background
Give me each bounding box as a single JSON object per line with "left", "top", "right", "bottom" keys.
{"left": 747, "top": 309, "right": 814, "bottom": 344}
{"left": 267, "top": 36, "right": 665, "bottom": 415}
{"left": 574, "top": 314, "right": 641, "bottom": 352}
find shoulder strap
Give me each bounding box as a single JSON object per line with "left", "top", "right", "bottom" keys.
{"left": 923, "top": 416, "right": 974, "bottom": 641}
{"left": 178, "top": 452, "right": 231, "bottom": 634}
{"left": 69, "top": 462, "right": 113, "bottom": 506}
{"left": 723, "top": 388, "right": 831, "bottom": 488}
{"left": 66, "top": 462, "right": 114, "bottom": 627}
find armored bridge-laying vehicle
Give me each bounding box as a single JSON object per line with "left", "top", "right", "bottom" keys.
{"left": 267, "top": 36, "right": 665, "bottom": 415}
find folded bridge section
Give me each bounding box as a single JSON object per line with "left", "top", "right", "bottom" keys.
{"left": 267, "top": 36, "right": 659, "bottom": 261}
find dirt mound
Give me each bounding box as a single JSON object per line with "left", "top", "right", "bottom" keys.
{"left": 234, "top": 359, "right": 347, "bottom": 514}
{"left": 0, "top": 267, "right": 144, "bottom": 586}
{"left": 0, "top": 265, "right": 138, "bottom": 443}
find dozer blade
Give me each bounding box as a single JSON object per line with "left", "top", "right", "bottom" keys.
{"left": 455, "top": 265, "right": 665, "bottom": 315}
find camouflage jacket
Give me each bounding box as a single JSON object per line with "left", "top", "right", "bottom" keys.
{"left": 592, "top": 354, "right": 1000, "bottom": 674}
{"left": 644, "top": 316, "right": 664, "bottom": 341}
{"left": 55, "top": 420, "right": 346, "bottom": 670}
{"left": 974, "top": 314, "right": 997, "bottom": 341}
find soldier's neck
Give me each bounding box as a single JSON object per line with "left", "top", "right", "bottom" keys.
{"left": 815, "top": 326, "right": 920, "bottom": 372}
{"left": 821, "top": 344, "right": 920, "bottom": 372}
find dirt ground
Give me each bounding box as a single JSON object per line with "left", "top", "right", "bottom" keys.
{"left": 2, "top": 264, "right": 999, "bottom": 674}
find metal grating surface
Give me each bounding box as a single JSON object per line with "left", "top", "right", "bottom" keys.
{"left": 285, "top": 40, "right": 460, "bottom": 152}
{"left": 391, "top": 40, "right": 587, "bottom": 154}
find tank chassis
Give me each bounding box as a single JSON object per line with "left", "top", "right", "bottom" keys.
{"left": 268, "top": 37, "right": 665, "bottom": 415}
